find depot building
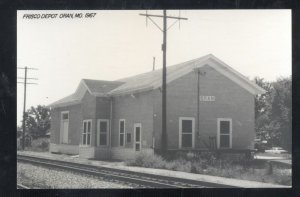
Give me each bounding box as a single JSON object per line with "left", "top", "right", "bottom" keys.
{"left": 48, "top": 54, "right": 265, "bottom": 160}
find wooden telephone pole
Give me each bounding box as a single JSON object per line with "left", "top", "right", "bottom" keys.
{"left": 17, "top": 66, "right": 38, "bottom": 150}
{"left": 140, "top": 10, "right": 188, "bottom": 154}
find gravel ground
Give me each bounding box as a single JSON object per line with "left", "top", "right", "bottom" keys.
{"left": 17, "top": 163, "right": 133, "bottom": 189}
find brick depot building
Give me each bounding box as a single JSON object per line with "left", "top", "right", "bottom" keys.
{"left": 48, "top": 54, "right": 265, "bottom": 160}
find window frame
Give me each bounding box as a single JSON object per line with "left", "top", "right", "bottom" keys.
{"left": 119, "top": 119, "right": 125, "bottom": 147}
{"left": 179, "top": 117, "right": 195, "bottom": 149}
{"left": 97, "top": 119, "right": 109, "bottom": 146}
{"left": 82, "top": 119, "right": 92, "bottom": 146}
{"left": 217, "top": 118, "right": 232, "bottom": 149}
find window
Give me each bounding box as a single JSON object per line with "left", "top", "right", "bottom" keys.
{"left": 97, "top": 119, "right": 109, "bottom": 146}
{"left": 179, "top": 117, "right": 195, "bottom": 148}
{"left": 119, "top": 119, "right": 125, "bottom": 146}
{"left": 134, "top": 123, "right": 142, "bottom": 151}
{"left": 217, "top": 118, "right": 232, "bottom": 148}
{"left": 82, "top": 120, "right": 92, "bottom": 146}
{"left": 62, "top": 113, "right": 69, "bottom": 120}
{"left": 126, "top": 133, "right": 131, "bottom": 143}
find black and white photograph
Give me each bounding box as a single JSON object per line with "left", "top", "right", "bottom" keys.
{"left": 16, "top": 9, "right": 292, "bottom": 189}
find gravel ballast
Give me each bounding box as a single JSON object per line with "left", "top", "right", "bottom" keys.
{"left": 17, "top": 151, "right": 290, "bottom": 188}
{"left": 17, "top": 163, "right": 132, "bottom": 189}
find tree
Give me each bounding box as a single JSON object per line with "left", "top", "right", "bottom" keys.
{"left": 254, "top": 77, "right": 272, "bottom": 140}
{"left": 269, "top": 77, "right": 292, "bottom": 151}
{"left": 254, "top": 76, "right": 292, "bottom": 152}
{"left": 24, "top": 105, "right": 51, "bottom": 139}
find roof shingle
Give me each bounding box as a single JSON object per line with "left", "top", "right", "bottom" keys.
{"left": 49, "top": 54, "right": 266, "bottom": 108}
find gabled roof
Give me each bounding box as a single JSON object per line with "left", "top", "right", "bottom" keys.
{"left": 48, "top": 79, "right": 123, "bottom": 108}
{"left": 48, "top": 94, "right": 80, "bottom": 108}
{"left": 108, "top": 55, "right": 210, "bottom": 95}
{"left": 108, "top": 54, "right": 266, "bottom": 96}
{"left": 82, "top": 79, "right": 124, "bottom": 96}
{"left": 49, "top": 54, "right": 266, "bottom": 108}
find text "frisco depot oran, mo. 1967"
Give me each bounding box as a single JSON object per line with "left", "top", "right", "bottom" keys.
{"left": 23, "top": 13, "right": 97, "bottom": 19}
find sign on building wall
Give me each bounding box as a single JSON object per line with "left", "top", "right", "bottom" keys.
{"left": 200, "top": 96, "right": 215, "bottom": 101}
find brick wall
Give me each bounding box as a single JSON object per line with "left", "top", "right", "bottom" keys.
{"left": 95, "top": 146, "right": 111, "bottom": 160}
{"left": 79, "top": 146, "right": 95, "bottom": 159}
{"left": 111, "top": 147, "right": 154, "bottom": 160}
{"left": 49, "top": 143, "right": 79, "bottom": 155}
{"left": 112, "top": 91, "right": 154, "bottom": 152}
{"left": 153, "top": 63, "right": 255, "bottom": 150}
{"left": 50, "top": 90, "right": 99, "bottom": 158}
{"left": 50, "top": 60, "right": 256, "bottom": 158}
{"left": 95, "top": 97, "right": 111, "bottom": 146}
{"left": 50, "top": 103, "right": 82, "bottom": 145}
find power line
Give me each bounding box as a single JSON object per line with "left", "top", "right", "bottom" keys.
{"left": 17, "top": 82, "right": 38, "bottom": 85}
{"left": 18, "top": 77, "right": 38, "bottom": 80}
{"left": 17, "top": 67, "right": 38, "bottom": 70}
{"left": 139, "top": 13, "right": 188, "bottom": 20}
{"left": 140, "top": 10, "right": 188, "bottom": 154}
{"left": 17, "top": 66, "right": 38, "bottom": 150}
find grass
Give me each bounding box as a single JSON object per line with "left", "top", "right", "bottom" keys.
{"left": 125, "top": 151, "right": 291, "bottom": 186}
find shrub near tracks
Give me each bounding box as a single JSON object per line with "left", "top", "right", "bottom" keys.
{"left": 125, "top": 151, "right": 291, "bottom": 186}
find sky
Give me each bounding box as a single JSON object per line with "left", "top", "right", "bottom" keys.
{"left": 17, "top": 10, "right": 291, "bottom": 125}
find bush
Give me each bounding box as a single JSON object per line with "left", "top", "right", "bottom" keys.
{"left": 125, "top": 151, "right": 291, "bottom": 186}
{"left": 165, "top": 161, "right": 178, "bottom": 171}
{"left": 170, "top": 159, "right": 191, "bottom": 173}
{"left": 125, "top": 152, "right": 166, "bottom": 169}
{"left": 25, "top": 137, "right": 49, "bottom": 152}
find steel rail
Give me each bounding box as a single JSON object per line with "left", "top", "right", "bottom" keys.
{"left": 17, "top": 155, "right": 236, "bottom": 188}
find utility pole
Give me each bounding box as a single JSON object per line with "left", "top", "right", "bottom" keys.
{"left": 162, "top": 10, "right": 167, "bottom": 154}
{"left": 140, "top": 10, "right": 188, "bottom": 154}
{"left": 196, "top": 70, "right": 205, "bottom": 139}
{"left": 17, "top": 66, "right": 38, "bottom": 150}
{"left": 197, "top": 70, "right": 200, "bottom": 138}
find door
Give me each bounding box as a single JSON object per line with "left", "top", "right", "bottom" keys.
{"left": 97, "top": 119, "right": 109, "bottom": 146}
{"left": 134, "top": 123, "right": 142, "bottom": 151}
{"left": 62, "top": 121, "right": 69, "bottom": 143}
{"left": 60, "top": 111, "right": 69, "bottom": 144}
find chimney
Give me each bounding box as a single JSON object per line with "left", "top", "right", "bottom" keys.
{"left": 153, "top": 57, "right": 155, "bottom": 71}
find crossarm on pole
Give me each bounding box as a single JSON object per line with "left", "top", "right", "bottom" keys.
{"left": 139, "top": 13, "right": 188, "bottom": 20}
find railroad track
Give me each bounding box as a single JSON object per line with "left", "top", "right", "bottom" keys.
{"left": 17, "top": 154, "right": 236, "bottom": 188}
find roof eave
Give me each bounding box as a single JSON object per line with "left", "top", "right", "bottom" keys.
{"left": 108, "top": 86, "right": 154, "bottom": 96}
{"left": 48, "top": 100, "right": 81, "bottom": 108}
